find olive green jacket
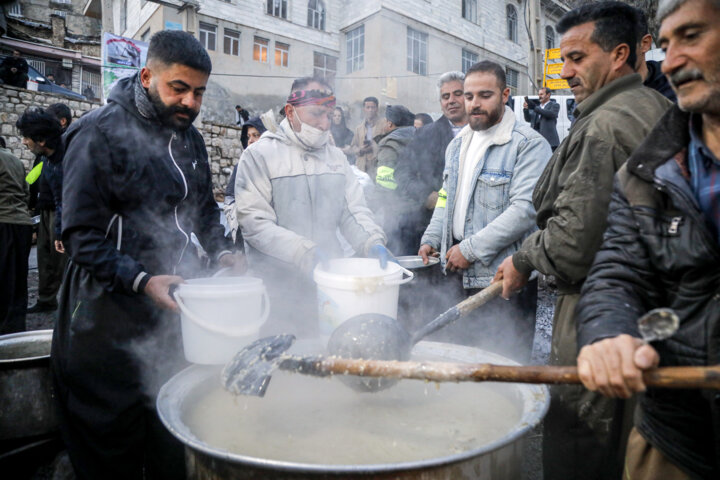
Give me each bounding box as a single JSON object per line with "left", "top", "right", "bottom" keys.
{"left": 0, "top": 147, "right": 32, "bottom": 225}
{"left": 512, "top": 74, "right": 672, "bottom": 292}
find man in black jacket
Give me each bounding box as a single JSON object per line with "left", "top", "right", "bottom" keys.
{"left": 523, "top": 87, "right": 560, "bottom": 150}
{"left": 575, "top": 0, "right": 720, "bottom": 478}
{"left": 0, "top": 50, "right": 29, "bottom": 88}
{"left": 635, "top": 9, "right": 677, "bottom": 102}
{"left": 23, "top": 104, "right": 71, "bottom": 313}
{"left": 394, "top": 71, "right": 468, "bottom": 255}
{"left": 51, "top": 31, "right": 241, "bottom": 479}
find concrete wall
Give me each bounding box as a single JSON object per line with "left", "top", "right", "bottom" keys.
{"left": 0, "top": 84, "right": 242, "bottom": 194}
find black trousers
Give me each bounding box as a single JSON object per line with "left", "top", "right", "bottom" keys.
{"left": 0, "top": 222, "right": 32, "bottom": 334}
{"left": 36, "top": 209, "right": 66, "bottom": 305}
{"left": 400, "top": 268, "right": 537, "bottom": 363}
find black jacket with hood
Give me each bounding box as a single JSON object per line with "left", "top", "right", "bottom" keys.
{"left": 52, "top": 74, "right": 233, "bottom": 445}
{"left": 60, "top": 74, "right": 231, "bottom": 293}
{"left": 576, "top": 105, "right": 720, "bottom": 479}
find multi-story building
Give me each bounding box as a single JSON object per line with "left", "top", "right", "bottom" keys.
{"left": 1, "top": 0, "right": 103, "bottom": 99}
{"left": 88, "top": 0, "right": 569, "bottom": 123}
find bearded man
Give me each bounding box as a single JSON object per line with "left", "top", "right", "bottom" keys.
{"left": 51, "top": 31, "right": 241, "bottom": 479}
{"left": 418, "top": 60, "right": 551, "bottom": 361}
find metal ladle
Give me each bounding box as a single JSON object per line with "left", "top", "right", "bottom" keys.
{"left": 326, "top": 282, "right": 504, "bottom": 392}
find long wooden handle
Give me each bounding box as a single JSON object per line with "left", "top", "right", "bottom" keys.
{"left": 303, "top": 357, "right": 720, "bottom": 389}
{"left": 457, "top": 281, "right": 504, "bottom": 316}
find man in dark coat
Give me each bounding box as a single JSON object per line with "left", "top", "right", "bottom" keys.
{"left": 51, "top": 31, "right": 241, "bottom": 479}
{"left": 523, "top": 87, "right": 560, "bottom": 150}
{"left": 576, "top": 0, "right": 720, "bottom": 478}
{"left": 394, "top": 71, "right": 468, "bottom": 255}
{"left": 24, "top": 104, "right": 72, "bottom": 313}
{"left": 635, "top": 9, "right": 677, "bottom": 103}
{"left": 493, "top": 3, "right": 672, "bottom": 479}
{"left": 0, "top": 50, "right": 29, "bottom": 88}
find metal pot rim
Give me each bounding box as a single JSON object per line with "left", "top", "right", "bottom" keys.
{"left": 0, "top": 330, "right": 53, "bottom": 365}
{"left": 156, "top": 341, "right": 549, "bottom": 474}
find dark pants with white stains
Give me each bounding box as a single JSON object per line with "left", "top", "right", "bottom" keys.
{"left": 423, "top": 271, "right": 537, "bottom": 364}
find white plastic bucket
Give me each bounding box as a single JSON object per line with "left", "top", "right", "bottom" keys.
{"left": 174, "top": 276, "right": 269, "bottom": 365}
{"left": 26, "top": 80, "right": 38, "bottom": 91}
{"left": 313, "top": 258, "right": 414, "bottom": 336}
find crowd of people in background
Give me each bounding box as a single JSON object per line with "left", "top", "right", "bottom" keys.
{"left": 0, "top": 0, "right": 719, "bottom": 478}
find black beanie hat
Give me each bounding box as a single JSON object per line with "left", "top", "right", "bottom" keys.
{"left": 385, "top": 105, "right": 415, "bottom": 127}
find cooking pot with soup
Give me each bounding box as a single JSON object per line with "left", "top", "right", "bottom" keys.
{"left": 157, "top": 341, "right": 549, "bottom": 479}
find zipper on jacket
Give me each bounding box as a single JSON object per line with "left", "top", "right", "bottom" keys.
{"left": 654, "top": 179, "right": 720, "bottom": 262}
{"left": 168, "top": 132, "right": 190, "bottom": 272}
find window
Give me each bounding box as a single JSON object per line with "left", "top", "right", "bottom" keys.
{"left": 506, "top": 67, "right": 519, "bottom": 95}
{"left": 275, "top": 42, "right": 289, "bottom": 67}
{"left": 267, "top": 0, "right": 288, "bottom": 19}
{"left": 407, "top": 27, "right": 428, "bottom": 76}
{"left": 314, "top": 52, "right": 337, "bottom": 85}
{"left": 140, "top": 28, "right": 151, "bottom": 43}
{"left": 545, "top": 25, "right": 555, "bottom": 51}
{"left": 346, "top": 25, "right": 364, "bottom": 73}
{"left": 462, "top": 0, "right": 477, "bottom": 23}
{"left": 462, "top": 49, "right": 478, "bottom": 74}
{"left": 308, "top": 0, "right": 326, "bottom": 30}
{"left": 82, "top": 69, "right": 101, "bottom": 100}
{"left": 253, "top": 37, "right": 269, "bottom": 63}
{"left": 224, "top": 29, "right": 240, "bottom": 56}
{"left": 27, "top": 59, "right": 46, "bottom": 76}
{"left": 199, "top": 22, "right": 216, "bottom": 51}
{"left": 506, "top": 5, "right": 518, "bottom": 43}
{"left": 7, "top": 2, "right": 22, "bottom": 16}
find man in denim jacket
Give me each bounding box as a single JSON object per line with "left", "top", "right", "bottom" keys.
{"left": 419, "top": 60, "right": 551, "bottom": 361}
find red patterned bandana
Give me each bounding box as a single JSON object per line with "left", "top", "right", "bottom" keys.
{"left": 287, "top": 89, "right": 336, "bottom": 108}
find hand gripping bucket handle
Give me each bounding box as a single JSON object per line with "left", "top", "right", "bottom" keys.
{"left": 382, "top": 265, "right": 415, "bottom": 286}
{"left": 173, "top": 290, "right": 270, "bottom": 336}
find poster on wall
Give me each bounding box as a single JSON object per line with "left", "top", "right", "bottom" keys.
{"left": 101, "top": 33, "right": 149, "bottom": 102}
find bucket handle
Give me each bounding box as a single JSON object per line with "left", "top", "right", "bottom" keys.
{"left": 382, "top": 265, "right": 415, "bottom": 286}
{"left": 173, "top": 289, "right": 270, "bottom": 337}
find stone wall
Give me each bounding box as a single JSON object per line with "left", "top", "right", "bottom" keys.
{"left": 0, "top": 84, "right": 243, "bottom": 195}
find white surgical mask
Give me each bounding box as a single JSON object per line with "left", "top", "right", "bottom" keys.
{"left": 290, "top": 112, "right": 330, "bottom": 149}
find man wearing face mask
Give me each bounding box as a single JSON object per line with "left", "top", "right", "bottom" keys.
{"left": 235, "top": 77, "right": 388, "bottom": 338}
{"left": 51, "top": 31, "right": 241, "bottom": 479}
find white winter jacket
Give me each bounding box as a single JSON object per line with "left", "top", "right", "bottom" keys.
{"left": 235, "top": 119, "right": 386, "bottom": 274}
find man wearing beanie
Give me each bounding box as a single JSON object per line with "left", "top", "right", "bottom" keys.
{"left": 371, "top": 104, "right": 417, "bottom": 253}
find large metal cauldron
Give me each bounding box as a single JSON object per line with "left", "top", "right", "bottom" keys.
{"left": 0, "top": 330, "right": 59, "bottom": 440}
{"left": 157, "top": 341, "right": 549, "bottom": 480}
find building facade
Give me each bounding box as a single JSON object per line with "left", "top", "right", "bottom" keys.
{"left": 94, "top": 0, "right": 569, "bottom": 123}
{"left": 1, "top": 0, "right": 102, "bottom": 99}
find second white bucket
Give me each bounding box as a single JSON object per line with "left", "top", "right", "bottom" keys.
{"left": 174, "top": 276, "right": 269, "bottom": 365}
{"left": 313, "top": 258, "right": 414, "bottom": 336}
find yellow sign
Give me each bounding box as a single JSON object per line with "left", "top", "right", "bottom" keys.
{"left": 546, "top": 78, "right": 570, "bottom": 90}
{"left": 546, "top": 63, "right": 563, "bottom": 75}
{"left": 546, "top": 48, "right": 562, "bottom": 60}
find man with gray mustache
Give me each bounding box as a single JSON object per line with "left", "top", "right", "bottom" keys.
{"left": 492, "top": 2, "right": 672, "bottom": 479}
{"left": 575, "top": 0, "right": 720, "bottom": 477}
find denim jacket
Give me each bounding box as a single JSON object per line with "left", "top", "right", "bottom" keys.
{"left": 421, "top": 106, "right": 551, "bottom": 288}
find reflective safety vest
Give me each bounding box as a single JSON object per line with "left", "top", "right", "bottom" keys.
{"left": 436, "top": 188, "right": 447, "bottom": 208}
{"left": 26, "top": 161, "right": 43, "bottom": 184}
{"left": 376, "top": 165, "right": 397, "bottom": 190}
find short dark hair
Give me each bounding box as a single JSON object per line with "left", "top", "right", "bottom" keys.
{"left": 363, "top": 96, "right": 379, "bottom": 107}
{"left": 46, "top": 103, "right": 72, "bottom": 128}
{"left": 539, "top": 87, "right": 551, "bottom": 96}
{"left": 147, "top": 30, "right": 212, "bottom": 74}
{"left": 290, "top": 76, "right": 333, "bottom": 93}
{"left": 16, "top": 108, "right": 63, "bottom": 150}
{"left": 415, "top": 113, "right": 433, "bottom": 127}
{"left": 465, "top": 61, "right": 507, "bottom": 91}
{"left": 557, "top": 1, "right": 639, "bottom": 68}
{"left": 0, "top": 137, "right": 5, "bottom": 149}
